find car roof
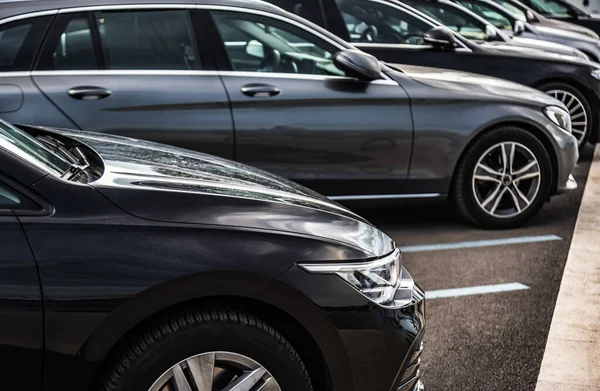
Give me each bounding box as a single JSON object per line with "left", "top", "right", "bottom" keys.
{"left": 0, "top": 0, "right": 283, "bottom": 21}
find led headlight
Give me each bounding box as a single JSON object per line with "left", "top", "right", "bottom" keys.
{"left": 544, "top": 106, "right": 572, "bottom": 133}
{"left": 300, "top": 249, "right": 413, "bottom": 307}
{"left": 591, "top": 69, "right": 600, "bottom": 80}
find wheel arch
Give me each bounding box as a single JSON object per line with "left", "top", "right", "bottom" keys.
{"left": 84, "top": 272, "right": 334, "bottom": 391}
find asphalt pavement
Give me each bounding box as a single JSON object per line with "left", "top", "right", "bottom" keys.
{"left": 356, "top": 144, "right": 595, "bottom": 391}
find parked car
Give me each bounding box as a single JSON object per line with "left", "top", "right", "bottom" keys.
{"left": 401, "top": 0, "right": 590, "bottom": 60}
{"left": 269, "top": 0, "right": 600, "bottom": 147}
{"left": 513, "top": 0, "right": 600, "bottom": 35}
{"left": 0, "top": 116, "right": 425, "bottom": 391}
{"left": 444, "top": 0, "right": 600, "bottom": 61}
{"left": 492, "top": 0, "right": 600, "bottom": 38}
{"left": 0, "top": 0, "right": 578, "bottom": 227}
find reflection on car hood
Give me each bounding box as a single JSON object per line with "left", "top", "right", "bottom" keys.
{"left": 506, "top": 36, "right": 588, "bottom": 59}
{"left": 481, "top": 40, "right": 592, "bottom": 64}
{"left": 387, "top": 63, "right": 561, "bottom": 107}
{"left": 535, "top": 24, "right": 600, "bottom": 43}
{"left": 47, "top": 128, "right": 395, "bottom": 258}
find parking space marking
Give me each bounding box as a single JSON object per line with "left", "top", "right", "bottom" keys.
{"left": 426, "top": 282, "right": 530, "bottom": 299}
{"left": 401, "top": 235, "right": 562, "bottom": 253}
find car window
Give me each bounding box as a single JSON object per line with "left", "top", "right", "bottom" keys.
{"left": 37, "top": 10, "right": 202, "bottom": 71}
{"left": 0, "top": 182, "right": 23, "bottom": 208}
{"left": 495, "top": 0, "right": 528, "bottom": 20}
{"left": 95, "top": 10, "right": 202, "bottom": 70}
{"left": 212, "top": 11, "right": 344, "bottom": 76}
{"left": 335, "top": 0, "right": 431, "bottom": 45}
{"left": 0, "top": 16, "right": 51, "bottom": 71}
{"left": 0, "top": 120, "right": 70, "bottom": 176}
{"left": 266, "top": 0, "right": 327, "bottom": 26}
{"left": 459, "top": 1, "right": 514, "bottom": 30}
{"left": 408, "top": 2, "right": 489, "bottom": 40}
{"left": 528, "top": 0, "right": 571, "bottom": 16}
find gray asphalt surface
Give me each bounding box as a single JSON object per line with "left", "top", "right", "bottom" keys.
{"left": 357, "top": 145, "right": 595, "bottom": 391}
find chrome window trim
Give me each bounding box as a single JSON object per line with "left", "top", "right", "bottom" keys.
{"left": 0, "top": 10, "right": 58, "bottom": 26}
{"left": 0, "top": 71, "right": 32, "bottom": 77}
{"left": 31, "top": 70, "right": 222, "bottom": 77}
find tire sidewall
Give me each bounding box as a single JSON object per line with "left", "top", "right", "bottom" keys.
{"left": 111, "top": 320, "right": 311, "bottom": 391}
{"left": 456, "top": 127, "right": 552, "bottom": 229}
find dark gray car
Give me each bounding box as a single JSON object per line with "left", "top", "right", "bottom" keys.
{"left": 0, "top": 0, "right": 578, "bottom": 227}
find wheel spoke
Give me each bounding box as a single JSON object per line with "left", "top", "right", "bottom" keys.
{"left": 513, "top": 183, "right": 531, "bottom": 206}
{"left": 515, "top": 171, "right": 540, "bottom": 182}
{"left": 508, "top": 143, "right": 515, "bottom": 174}
{"left": 490, "top": 187, "right": 509, "bottom": 214}
{"left": 512, "top": 160, "right": 538, "bottom": 177}
{"left": 506, "top": 187, "right": 521, "bottom": 212}
{"left": 500, "top": 143, "right": 508, "bottom": 174}
{"left": 173, "top": 365, "right": 193, "bottom": 391}
{"left": 572, "top": 129, "right": 585, "bottom": 135}
{"left": 187, "top": 354, "right": 215, "bottom": 391}
{"left": 572, "top": 121, "right": 587, "bottom": 126}
{"left": 565, "top": 95, "right": 575, "bottom": 107}
{"left": 477, "top": 163, "right": 502, "bottom": 177}
{"left": 474, "top": 174, "right": 501, "bottom": 183}
{"left": 255, "top": 378, "right": 282, "bottom": 391}
{"left": 481, "top": 183, "right": 502, "bottom": 208}
{"left": 569, "top": 102, "right": 582, "bottom": 114}
{"left": 223, "top": 368, "right": 267, "bottom": 391}
{"left": 571, "top": 111, "right": 585, "bottom": 120}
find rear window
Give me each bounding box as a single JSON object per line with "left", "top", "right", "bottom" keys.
{"left": 0, "top": 16, "right": 52, "bottom": 71}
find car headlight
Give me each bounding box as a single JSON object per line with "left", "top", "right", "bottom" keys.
{"left": 299, "top": 249, "right": 415, "bottom": 308}
{"left": 544, "top": 106, "right": 572, "bottom": 133}
{"left": 592, "top": 69, "right": 600, "bottom": 80}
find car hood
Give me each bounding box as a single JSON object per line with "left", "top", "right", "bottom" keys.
{"left": 535, "top": 24, "right": 600, "bottom": 43}
{"left": 44, "top": 128, "right": 396, "bottom": 258}
{"left": 479, "top": 40, "right": 593, "bottom": 64}
{"left": 506, "top": 36, "right": 589, "bottom": 59}
{"left": 538, "top": 17, "right": 599, "bottom": 38}
{"left": 386, "top": 63, "right": 562, "bottom": 107}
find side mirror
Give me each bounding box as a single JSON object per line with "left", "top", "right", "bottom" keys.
{"left": 246, "top": 40, "right": 264, "bottom": 59}
{"left": 525, "top": 9, "right": 538, "bottom": 22}
{"left": 333, "top": 49, "right": 381, "bottom": 81}
{"left": 423, "top": 26, "right": 457, "bottom": 49}
{"left": 514, "top": 20, "right": 525, "bottom": 35}
{"left": 485, "top": 24, "right": 498, "bottom": 38}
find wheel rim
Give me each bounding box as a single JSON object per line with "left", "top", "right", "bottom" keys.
{"left": 148, "top": 351, "right": 282, "bottom": 391}
{"left": 546, "top": 89, "right": 588, "bottom": 145}
{"left": 472, "top": 142, "right": 541, "bottom": 219}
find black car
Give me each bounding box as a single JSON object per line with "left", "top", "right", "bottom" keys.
{"left": 514, "top": 0, "right": 600, "bottom": 35}
{"left": 491, "top": 0, "right": 600, "bottom": 38}
{"left": 0, "top": 0, "right": 579, "bottom": 228}
{"left": 270, "top": 0, "right": 600, "bottom": 147}
{"left": 0, "top": 117, "right": 425, "bottom": 391}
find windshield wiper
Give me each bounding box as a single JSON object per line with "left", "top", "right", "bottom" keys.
{"left": 36, "top": 135, "right": 91, "bottom": 180}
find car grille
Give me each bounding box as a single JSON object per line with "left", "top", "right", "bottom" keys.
{"left": 397, "top": 342, "right": 424, "bottom": 391}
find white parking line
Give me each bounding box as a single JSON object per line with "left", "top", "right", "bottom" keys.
{"left": 401, "top": 235, "right": 562, "bottom": 253}
{"left": 426, "top": 283, "right": 530, "bottom": 299}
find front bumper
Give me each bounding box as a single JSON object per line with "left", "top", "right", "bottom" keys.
{"left": 274, "top": 265, "right": 426, "bottom": 391}
{"left": 548, "top": 123, "right": 579, "bottom": 194}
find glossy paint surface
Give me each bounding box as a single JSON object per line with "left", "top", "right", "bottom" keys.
{"left": 0, "top": 122, "right": 424, "bottom": 391}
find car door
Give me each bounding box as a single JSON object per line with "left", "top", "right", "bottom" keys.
{"left": 31, "top": 7, "right": 234, "bottom": 159}
{"left": 0, "top": 177, "right": 43, "bottom": 390}
{"left": 208, "top": 8, "right": 413, "bottom": 197}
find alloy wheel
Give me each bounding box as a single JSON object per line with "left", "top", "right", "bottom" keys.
{"left": 546, "top": 89, "right": 588, "bottom": 145}
{"left": 472, "top": 142, "right": 541, "bottom": 218}
{"left": 149, "top": 351, "right": 281, "bottom": 391}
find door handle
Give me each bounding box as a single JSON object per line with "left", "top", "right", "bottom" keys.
{"left": 241, "top": 84, "right": 281, "bottom": 97}
{"left": 68, "top": 86, "right": 112, "bottom": 100}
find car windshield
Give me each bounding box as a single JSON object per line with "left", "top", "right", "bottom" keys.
{"left": 0, "top": 119, "right": 71, "bottom": 176}
{"left": 528, "top": 0, "right": 576, "bottom": 16}
{"left": 409, "top": 1, "right": 490, "bottom": 40}
{"left": 495, "top": 0, "right": 528, "bottom": 21}
{"left": 458, "top": 0, "right": 514, "bottom": 30}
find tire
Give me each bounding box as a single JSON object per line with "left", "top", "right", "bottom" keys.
{"left": 453, "top": 126, "right": 552, "bottom": 229}
{"left": 539, "top": 82, "right": 592, "bottom": 149}
{"left": 98, "top": 308, "right": 312, "bottom": 391}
